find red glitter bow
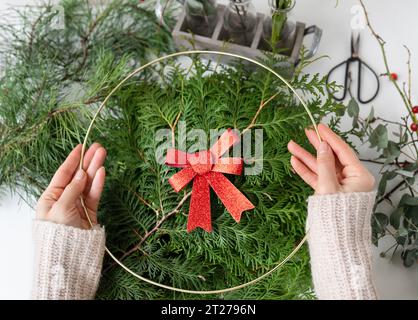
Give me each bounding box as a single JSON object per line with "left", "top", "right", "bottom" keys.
{"left": 165, "top": 129, "right": 255, "bottom": 232}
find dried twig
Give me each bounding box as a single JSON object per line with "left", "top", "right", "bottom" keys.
{"left": 376, "top": 170, "right": 418, "bottom": 205}
{"left": 359, "top": 0, "right": 416, "bottom": 121}
{"left": 125, "top": 185, "right": 160, "bottom": 216}
{"left": 404, "top": 45, "right": 412, "bottom": 105}
{"left": 242, "top": 92, "right": 280, "bottom": 134}
{"left": 116, "top": 191, "right": 192, "bottom": 263}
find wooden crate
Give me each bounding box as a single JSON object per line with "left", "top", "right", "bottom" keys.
{"left": 172, "top": 4, "right": 308, "bottom": 66}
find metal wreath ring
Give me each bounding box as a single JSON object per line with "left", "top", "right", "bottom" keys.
{"left": 79, "top": 50, "right": 321, "bottom": 295}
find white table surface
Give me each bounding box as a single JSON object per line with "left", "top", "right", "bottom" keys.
{"left": 0, "top": 0, "right": 417, "bottom": 299}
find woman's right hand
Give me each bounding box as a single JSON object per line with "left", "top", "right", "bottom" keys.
{"left": 287, "top": 123, "right": 375, "bottom": 195}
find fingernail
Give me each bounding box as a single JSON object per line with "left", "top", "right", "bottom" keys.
{"left": 319, "top": 141, "right": 329, "bottom": 154}
{"left": 75, "top": 169, "right": 85, "bottom": 181}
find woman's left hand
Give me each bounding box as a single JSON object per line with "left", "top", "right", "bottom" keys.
{"left": 36, "top": 143, "right": 107, "bottom": 229}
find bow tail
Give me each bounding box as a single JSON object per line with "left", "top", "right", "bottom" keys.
{"left": 187, "top": 175, "right": 212, "bottom": 233}
{"left": 206, "top": 172, "right": 255, "bottom": 223}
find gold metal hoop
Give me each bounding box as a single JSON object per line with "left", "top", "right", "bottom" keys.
{"left": 79, "top": 50, "right": 320, "bottom": 295}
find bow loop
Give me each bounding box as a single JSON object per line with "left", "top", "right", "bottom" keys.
{"left": 188, "top": 150, "right": 214, "bottom": 175}
{"left": 165, "top": 129, "right": 254, "bottom": 232}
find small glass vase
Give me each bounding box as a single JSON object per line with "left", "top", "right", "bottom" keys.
{"left": 261, "top": 0, "right": 296, "bottom": 53}
{"left": 184, "top": 0, "right": 218, "bottom": 37}
{"left": 223, "top": 0, "right": 257, "bottom": 47}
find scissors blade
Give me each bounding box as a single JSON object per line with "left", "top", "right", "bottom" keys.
{"left": 351, "top": 33, "right": 360, "bottom": 58}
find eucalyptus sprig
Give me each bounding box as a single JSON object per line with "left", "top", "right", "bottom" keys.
{"left": 333, "top": 1, "right": 418, "bottom": 267}
{"left": 339, "top": 96, "right": 418, "bottom": 266}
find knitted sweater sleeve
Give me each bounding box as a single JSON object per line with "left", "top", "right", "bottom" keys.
{"left": 31, "top": 220, "right": 106, "bottom": 300}
{"left": 31, "top": 192, "right": 377, "bottom": 300}
{"left": 306, "top": 191, "right": 378, "bottom": 300}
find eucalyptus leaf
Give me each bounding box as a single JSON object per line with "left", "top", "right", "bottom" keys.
{"left": 369, "top": 124, "right": 388, "bottom": 150}
{"left": 372, "top": 230, "right": 379, "bottom": 246}
{"left": 186, "top": 0, "right": 205, "bottom": 15}
{"left": 347, "top": 98, "right": 359, "bottom": 118}
{"left": 401, "top": 130, "right": 409, "bottom": 143}
{"left": 395, "top": 169, "right": 415, "bottom": 178}
{"left": 372, "top": 212, "right": 389, "bottom": 233}
{"left": 378, "top": 171, "right": 397, "bottom": 196}
{"left": 405, "top": 205, "right": 418, "bottom": 227}
{"left": 390, "top": 207, "right": 404, "bottom": 229}
{"left": 383, "top": 141, "right": 400, "bottom": 164}
{"left": 403, "top": 249, "right": 416, "bottom": 267}
{"left": 398, "top": 227, "right": 409, "bottom": 237}
{"left": 378, "top": 175, "right": 387, "bottom": 196}
{"left": 402, "top": 196, "right": 418, "bottom": 207}
{"left": 406, "top": 176, "right": 415, "bottom": 185}
{"left": 366, "top": 106, "right": 374, "bottom": 123}
{"left": 404, "top": 162, "right": 418, "bottom": 172}
{"left": 203, "top": 2, "right": 217, "bottom": 15}
{"left": 397, "top": 235, "right": 407, "bottom": 245}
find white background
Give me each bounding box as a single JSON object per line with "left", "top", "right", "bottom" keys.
{"left": 1, "top": 0, "right": 418, "bottom": 299}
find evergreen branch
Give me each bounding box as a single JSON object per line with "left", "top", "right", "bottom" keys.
{"left": 242, "top": 92, "right": 280, "bottom": 134}
{"left": 31, "top": 76, "right": 47, "bottom": 111}
{"left": 62, "top": 3, "right": 113, "bottom": 80}
{"left": 0, "top": 106, "right": 79, "bottom": 157}
{"left": 140, "top": 191, "right": 191, "bottom": 247}
{"left": 125, "top": 184, "right": 160, "bottom": 216}
{"left": 27, "top": 11, "right": 44, "bottom": 58}
{"left": 116, "top": 191, "right": 192, "bottom": 263}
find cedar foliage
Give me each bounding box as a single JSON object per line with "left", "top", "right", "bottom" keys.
{"left": 0, "top": 0, "right": 339, "bottom": 299}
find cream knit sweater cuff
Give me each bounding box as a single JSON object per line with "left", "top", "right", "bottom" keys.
{"left": 306, "top": 191, "right": 378, "bottom": 300}
{"left": 31, "top": 220, "right": 106, "bottom": 300}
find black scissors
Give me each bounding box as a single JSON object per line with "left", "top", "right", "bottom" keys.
{"left": 326, "top": 33, "right": 380, "bottom": 104}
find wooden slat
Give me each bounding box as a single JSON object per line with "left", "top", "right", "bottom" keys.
{"left": 172, "top": 3, "right": 305, "bottom": 70}
{"left": 251, "top": 12, "right": 264, "bottom": 50}
{"left": 211, "top": 5, "right": 226, "bottom": 40}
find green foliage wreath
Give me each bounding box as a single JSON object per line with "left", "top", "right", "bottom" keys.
{"left": 0, "top": 0, "right": 340, "bottom": 299}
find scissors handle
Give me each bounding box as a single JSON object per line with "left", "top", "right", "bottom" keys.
{"left": 326, "top": 59, "right": 351, "bottom": 101}
{"left": 326, "top": 57, "right": 380, "bottom": 104}
{"left": 356, "top": 59, "right": 380, "bottom": 104}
